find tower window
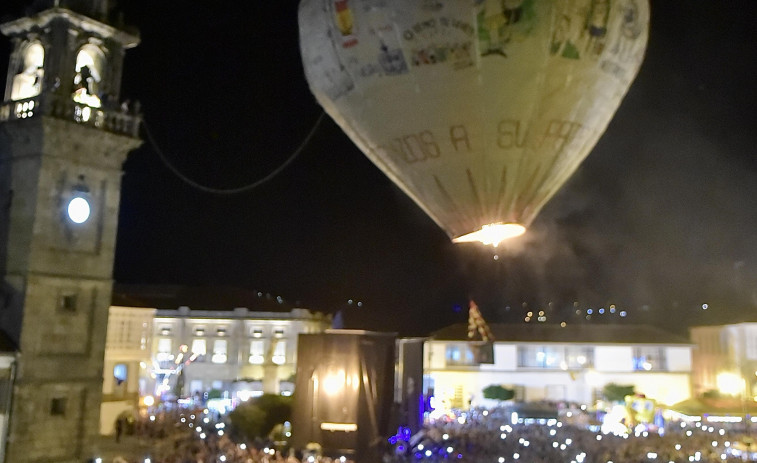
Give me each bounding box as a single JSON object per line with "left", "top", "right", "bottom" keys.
{"left": 50, "top": 397, "right": 67, "bottom": 416}
{"left": 72, "top": 44, "right": 104, "bottom": 108}
{"left": 11, "top": 41, "right": 44, "bottom": 101}
{"left": 58, "top": 293, "right": 77, "bottom": 312}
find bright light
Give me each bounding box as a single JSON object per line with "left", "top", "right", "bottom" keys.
{"left": 322, "top": 369, "right": 346, "bottom": 394}
{"left": 585, "top": 370, "right": 601, "bottom": 386}
{"left": 67, "top": 197, "right": 90, "bottom": 223}
{"left": 717, "top": 372, "right": 745, "bottom": 396}
{"left": 143, "top": 395, "right": 155, "bottom": 407}
{"left": 453, "top": 223, "right": 526, "bottom": 247}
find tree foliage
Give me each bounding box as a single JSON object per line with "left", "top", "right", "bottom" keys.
{"left": 228, "top": 402, "right": 266, "bottom": 440}
{"left": 482, "top": 384, "right": 515, "bottom": 401}
{"left": 603, "top": 383, "right": 635, "bottom": 402}
{"left": 207, "top": 388, "right": 223, "bottom": 400}
{"left": 228, "top": 394, "right": 293, "bottom": 441}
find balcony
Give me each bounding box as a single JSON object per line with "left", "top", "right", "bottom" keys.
{"left": 0, "top": 93, "right": 141, "bottom": 138}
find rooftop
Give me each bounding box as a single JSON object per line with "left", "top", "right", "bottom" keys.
{"left": 112, "top": 284, "right": 303, "bottom": 313}
{"left": 431, "top": 323, "right": 691, "bottom": 345}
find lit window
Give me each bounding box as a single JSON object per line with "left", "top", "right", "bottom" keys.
{"left": 156, "top": 338, "right": 173, "bottom": 361}
{"left": 72, "top": 45, "right": 103, "bottom": 108}
{"left": 633, "top": 347, "right": 666, "bottom": 371}
{"left": 517, "top": 345, "right": 565, "bottom": 369}
{"left": 191, "top": 339, "right": 206, "bottom": 356}
{"left": 194, "top": 327, "right": 205, "bottom": 336}
{"left": 252, "top": 329, "right": 263, "bottom": 338}
{"left": 11, "top": 41, "right": 44, "bottom": 101}
{"left": 216, "top": 328, "right": 227, "bottom": 336}
{"left": 445, "top": 344, "right": 475, "bottom": 366}
{"left": 113, "top": 364, "right": 128, "bottom": 385}
{"left": 274, "top": 329, "right": 285, "bottom": 338}
{"left": 249, "top": 340, "right": 265, "bottom": 364}
{"left": 272, "top": 341, "right": 286, "bottom": 365}
{"left": 212, "top": 340, "right": 227, "bottom": 364}
{"left": 565, "top": 347, "right": 594, "bottom": 369}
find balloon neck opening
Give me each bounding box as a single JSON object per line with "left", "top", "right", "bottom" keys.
{"left": 452, "top": 223, "right": 526, "bottom": 247}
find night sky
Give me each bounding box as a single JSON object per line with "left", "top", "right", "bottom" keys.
{"left": 1, "top": 2, "right": 756, "bottom": 337}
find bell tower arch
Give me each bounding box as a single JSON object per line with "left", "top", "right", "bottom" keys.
{"left": 0, "top": 2, "right": 140, "bottom": 461}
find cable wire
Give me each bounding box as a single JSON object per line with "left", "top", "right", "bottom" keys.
{"left": 142, "top": 111, "right": 326, "bottom": 195}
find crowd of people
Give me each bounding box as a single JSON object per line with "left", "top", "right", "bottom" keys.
{"left": 105, "top": 408, "right": 355, "bottom": 463}
{"left": 103, "top": 407, "right": 757, "bottom": 463}
{"left": 390, "top": 410, "right": 757, "bottom": 462}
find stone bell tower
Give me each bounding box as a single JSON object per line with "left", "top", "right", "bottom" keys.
{"left": 0, "top": 1, "right": 140, "bottom": 461}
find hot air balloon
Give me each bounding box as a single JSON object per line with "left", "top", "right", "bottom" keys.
{"left": 299, "top": 0, "right": 648, "bottom": 246}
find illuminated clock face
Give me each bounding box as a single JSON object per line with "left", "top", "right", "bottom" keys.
{"left": 66, "top": 196, "right": 91, "bottom": 224}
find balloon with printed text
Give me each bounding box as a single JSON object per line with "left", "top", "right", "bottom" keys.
{"left": 299, "top": 0, "right": 649, "bottom": 246}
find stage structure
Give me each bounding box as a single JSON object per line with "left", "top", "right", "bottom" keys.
{"left": 291, "top": 330, "right": 396, "bottom": 461}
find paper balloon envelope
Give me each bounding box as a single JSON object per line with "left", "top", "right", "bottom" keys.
{"left": 299, "top": 0, "right": 649, "bottom": 246}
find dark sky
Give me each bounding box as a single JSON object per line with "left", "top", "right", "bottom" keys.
{"left": 1, "top": 2, "right": 756, "bottom": 336}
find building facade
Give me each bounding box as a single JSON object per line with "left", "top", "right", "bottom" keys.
{"left": 690, "top": 322, "right": 757, "bottom": 399}
{"left": 100, "top": 305, "right": 155, "bottom": 434}
{"left": 0, "top": 2, "right": 140, "bottom": 461}
{"left": 148, "top": 306, "right": 331, "bottom": 404}
{"left": 425, "top": 323, "right": 693, "bottom": 409}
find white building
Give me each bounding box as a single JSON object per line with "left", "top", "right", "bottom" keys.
{"left": 425, "top": 323, "right": 693, "bottom": 409}
{"left": 101, "top": 306, "right": 155, "bottom": 434}
{"left": 150, "top": 306, "right": 331, "bottom": 402}
{"left": 689, "top": 322, "right": 757, "bottom": 399}
{"left": 101, "top": 286, "right": 332, "bottom": 434}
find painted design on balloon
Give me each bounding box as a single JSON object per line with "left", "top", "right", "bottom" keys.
{"left": 476, "top": 0, "right": 536, "bottom": 58}
{"left": 612, "top": 0, "right": 644, "bottom": 59}
{"left": 377, "top": 42, "right": 408, "bottom": 75}
{"left": 403, "top": 17, "right": 476, "bottom": 70}
{"left": 584, "top": 0, "right": 611, "bottom": 56}
{"left": 333, "top": 0, "right": 358, "bottom": 48}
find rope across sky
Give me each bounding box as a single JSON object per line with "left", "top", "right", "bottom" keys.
{"left": 143, "top": 111, "right": 326, "bottom": 195}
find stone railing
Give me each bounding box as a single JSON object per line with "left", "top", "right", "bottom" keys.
{"left": 0, "top": 93, "right": 141, "bottom": 138}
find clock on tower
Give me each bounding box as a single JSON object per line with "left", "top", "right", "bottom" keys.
{"left": 0, "top": 1, "right": 141, "bottom": 461}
